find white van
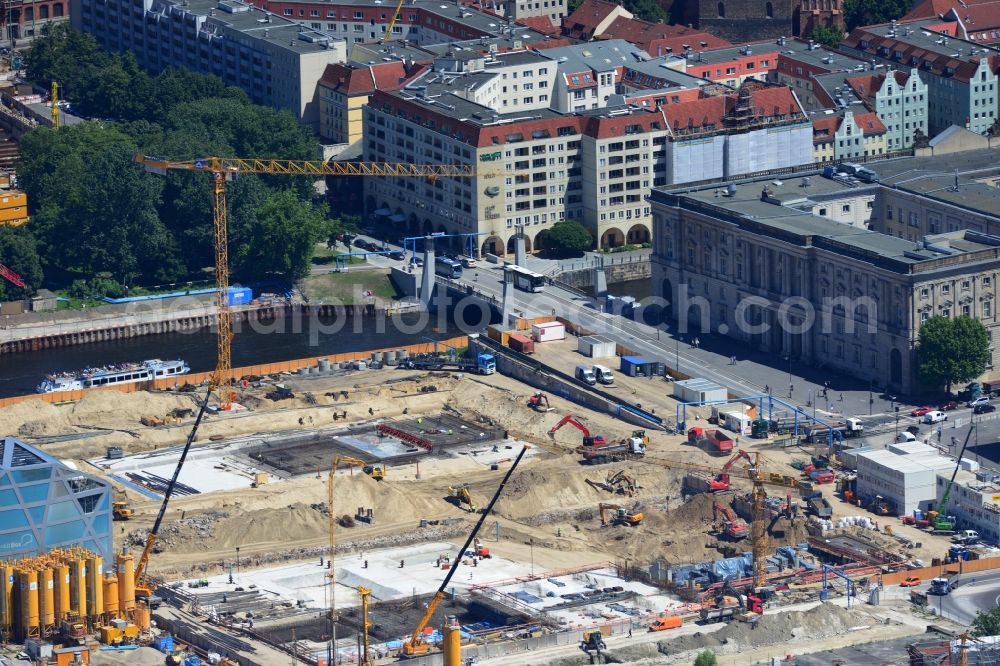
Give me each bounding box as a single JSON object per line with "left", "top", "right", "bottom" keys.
{"left": 895, "top": 431, "right": 917, "bottom": 443}
{"left": 592, "top": 365, "right": 614, "bottom": 385}
{"left": 575, "top": 365, "right": 597, "bottom": 385}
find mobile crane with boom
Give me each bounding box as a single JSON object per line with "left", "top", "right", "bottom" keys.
{"left": 927, "top": 424, "right": 977, "bottom": 533}
{"left": 402, "top": 445, "right": 529, "bottom": 657}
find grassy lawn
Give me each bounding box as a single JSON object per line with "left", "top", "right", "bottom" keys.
{"left": 311, "top": 245, "right": 366, "bottom": 266}
{"left": 298, "top": 270, "right": 400, "bottom": 304}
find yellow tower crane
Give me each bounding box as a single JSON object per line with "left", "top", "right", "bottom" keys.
{"left": 134, "top": 156, "right": 479, "bottom": 400}
{"left": 382, "top": 0, "right": 405, "bottom": 44}
{"left": 50, "top": 81, "right": 59, "bottom": 129}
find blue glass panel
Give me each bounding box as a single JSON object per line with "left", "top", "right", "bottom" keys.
{"left": 0, "top": 473, "right": 10, "bottom": 487}
{"left": 47, "top": 501, "right": 79, "bottom": 522}
{"left": 0, "top": 510, "right": 28, "bottom": 530}
{"left": 98, "top": 493, "right": 109, "bottom": 510}
{"left": 12, "top": 469, "right": 51, "bottom": 484}
{"left": 18, "top": 484, "right": 48, "bottom": 504}
{"left": 0, "top": 489, "right": 17, "bottom": 507}
{"left": 0, "top": 529, "right": 37, "bottom": 556}
{"left": 44, "top": 521, "right": 85, "bottom": 546}
{"left": 26, "top": 507, "right": 44, "bottom": 525}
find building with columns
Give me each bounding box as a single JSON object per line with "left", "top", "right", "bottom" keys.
{"left": 649, "top": 149, "right": 1000, "bottom": 394}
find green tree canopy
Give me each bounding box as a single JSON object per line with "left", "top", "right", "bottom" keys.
{"left": 973, "top": 604, "right": 1000, "bottom": 637}
{"left": 233, "top": 190, "right": 330, "bottom": 281}
{"left": 693, "top": 650, "right": 718, "bottom": 666}
{"left": 622, "top": 0, "right": 667, "bottom": 23}
{"left": 541, "top": 220, "right": 592, "bottom": 258}
{"left": 843, "top": 0, "right": 910, "bottom": 31}
{"left": 810, "top": 24, "right": 845, "bottom": 48}
{"left": 917, "top": 315, "right": 991, "bottom": 393}
{"left": 0, "top": 227, "right": 43, "bottom": 300}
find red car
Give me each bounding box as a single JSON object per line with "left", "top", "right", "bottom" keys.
{"left": 939, "top": 401, "right": 959, "bottom": 411}
{"left": 900, "top": 576, "right": 921, "bottom": 587}
{"left": 910, "top": 406, "right": 933, "bottom": 417}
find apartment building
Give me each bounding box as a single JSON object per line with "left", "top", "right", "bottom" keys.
{"left": 904, "top": 0, "right": 1000, "bottom": 47}
{"left": 71, "top": 0, "right": 346, "bottom": 128}
{"left": 681, "top": 43, "right": 781, "bottom": 87}
{"left": 650, "top": 150, "right": 1000, "bottom": 394}
{"left": 4, "top": 0, "right": 69, "bottom": 45}
{"left": 841, "top": 21, "right": 999, "bottom": 135}
{"left": 317, "top": 61, "right": 426, "bottom": 143}
{"left": 810, "top": 109, "right": 887, "bottom": 162}
{"left": 840, "top": 69, "right": 929, "bottom": 151}
{"left": 362, "top": 82, "right": 667, "bottom": 254}
{"left": 770, "top": 42, "right": 869, "bottom": 109}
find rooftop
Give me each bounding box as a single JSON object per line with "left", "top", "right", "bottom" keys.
{"left": 540, "top": 39, "right": 648, "bottom": 73}
{"left": 154, "top": 0, "right": 346, "bottom": 55}
{"left": 857, "top": 448, "right": 955, "bottom": 473}
{"left": 679, "top": 40, "right": 781, "bottom": 66}
{"left": 775, "top": 41, "right": 871, "bottom": 71}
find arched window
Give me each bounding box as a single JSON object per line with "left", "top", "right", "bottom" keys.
{"left": 717, "top": 1, "right": 725, "bottom": 17}
{"left": 765, "top": 1, "right": 773, "bottom": 17}
{"left": 39, "top": 4, "right": 49, "bottom": 19}
{"left": 23, "top": 7, "right": 33, "bottom": 21}
{"left": 53, "top": 2, "right": 63, "bottom": 16}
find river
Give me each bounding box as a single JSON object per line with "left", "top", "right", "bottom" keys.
{"left": 0, "top": 311, "right": 465, "bottom": 398}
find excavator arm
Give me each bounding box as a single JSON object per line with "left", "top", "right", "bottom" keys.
{"left": 404, "top": 445, "right": 530, "bottom": 656}
{"left": 548, "top": 414, "right": 591, "bottom": 438}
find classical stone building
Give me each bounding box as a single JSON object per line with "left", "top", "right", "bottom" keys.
{"left": 650, "top": 149, "right": 1000, "bottom": 395}
{"left": 667, "top": 0, "right": 842, "bottom": 43}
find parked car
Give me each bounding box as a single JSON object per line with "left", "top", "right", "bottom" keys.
{"left": 910, "top": 406, "right": 933, "bottom": 417}
{"left": 389, "top": 250, "right": 405, "bottom": 261}
{"left": 900, "top": 577, "right": 921, "bottom": 587}
{"left": 939, "top": 401, "right": 959, "bottom": 411}
{"left": 353, "top": 238, "right": 368, "bottom": 249}
{"left": 975, "top": 404, "right": 997, "bottom": 415}
{"left": 923, "top": 410, "right": 948, "bottom": 424}
{"left": 906, "top": 425, "right": 921, "bottom": 436}
{"left": 969, "top": 396, "right": 991, "bottom": 409}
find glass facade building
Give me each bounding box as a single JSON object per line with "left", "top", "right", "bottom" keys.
{"left": 0, "top": 437, "right": 112, "bottom": 561}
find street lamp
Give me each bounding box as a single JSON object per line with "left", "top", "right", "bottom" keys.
{"left": 785, "top": 356, "right": 793, "bottom": 398}
{"left": 235, "top": 546, "right": 241, "bottom": 583}
{"left": 894, "top": 406, "right": 900, "bottom": 438}
{"left": 868, "top": 379, "right": 874, "bottom": 416}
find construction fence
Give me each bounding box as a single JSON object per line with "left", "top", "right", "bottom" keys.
{"left": 0, "top": 336, "right": 467, "bottom": 409}
{"left": 880, "top": 554, "right": 1000, "bottom": 587}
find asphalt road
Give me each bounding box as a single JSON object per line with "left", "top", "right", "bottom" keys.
{"left": 931, "top": 568, "right": 1000, "bottom": 625}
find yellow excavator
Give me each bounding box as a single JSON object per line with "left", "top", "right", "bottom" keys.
{"left": 403, "top": 446, "right": 530, "bottom": 657}
{"left": 448, "top": 484, "right": 478, "bottom": 512}
{"left": 598, "top": 503, "right": 643, "bottom": 526}
{"left": 333, "top": 455, "right": 386, "bottom": 480}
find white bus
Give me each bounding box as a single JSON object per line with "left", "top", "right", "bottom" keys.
{"left": 507, "top": 265, "right": 546, "bottom": 293}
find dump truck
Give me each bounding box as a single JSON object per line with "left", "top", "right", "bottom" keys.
{"left": 929, "top": 571, "right": 960, "bottom": 595}
{"left": 687, "top": 428, "right": 734, "bottom": 456}
{"left": 807, "top": 496, "right": 833, "bottom": 518}
{"left": 112, "top": 501, "right": 134, "bottom": 521}
{"left": 577, "top": 435, "right": 646, "bottom": 464}
{"left": 802, "top": 418, "right": 864, "bottom": 443}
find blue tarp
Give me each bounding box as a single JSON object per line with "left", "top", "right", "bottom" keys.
{"left": 510, "top": 590, "right": 543, "bottom": 604}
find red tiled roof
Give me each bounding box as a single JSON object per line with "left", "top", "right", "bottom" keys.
{"left": 812, "top": 115, "right": 838, "bottom": 144}
{"left": 562, "top": 0, "right": 624, "bottom": 39}
{"left": 844, "top": 73, "right": 880, "bottom": 99}
{"left": 660, "top": 95, "right": 727, "bottom": 130}
{"left": 319, "top": 61, "right": 420, "bottom": 96}
{"left": 854, "top": 111, "right": 887, "bottom": 135}
{"left": 598, "top": 16, "right": 729, "bottom": 55}
{"left": 516, "top": 15, "right": 560, "bottom": 35}
{"left": 842, "top": 27, "right": 988, "bottom": 83}
{"left": 743, "top": 85, "right": 805, "bottom": 119}
{"left": 904, "top": 0, "right": 998, "bottom": 20}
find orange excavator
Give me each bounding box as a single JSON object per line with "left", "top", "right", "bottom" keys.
{"left": 713, "top": 500, "right": 749, "bottom": 540}
{"left": 527, "top": 392, "right": 553, "bottom": 412}
{"left": 548, "top": 414, "right": 607, "bottom": 447}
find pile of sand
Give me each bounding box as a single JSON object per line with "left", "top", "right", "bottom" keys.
{"left": 69, "top": 390, "right": 198, "bottom": 424}
{"left": 0, "top": 399, "right": 74, "bottom": 438}
{"left": 91, "top": 646, "right": 167, "bottom": 666}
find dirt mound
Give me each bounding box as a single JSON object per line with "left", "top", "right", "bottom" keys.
{"left": 70, "top": 390, "right": 197, "bottom": 423}
{"left": 0, "top": 399, "right": 73, "bottom": 437}
{"left": 657, "top": 602, "right": 861, "bottom": 658}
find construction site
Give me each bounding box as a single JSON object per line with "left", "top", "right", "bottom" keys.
{"left": 0, "top": 315, "right": 993, "bottom": 666}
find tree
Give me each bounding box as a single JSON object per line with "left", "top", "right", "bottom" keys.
{"left": 913, "top": 128, "right": 931, "bottom": 149}
{"left": 693, "top": 650, "right": 718, "bottom": 666}
{"left": 843, "top": 0, "right": 910, "bottom": 31}
{"left": 988, "top": 117, "right": 1000, "bottom": 138}
{"left": 0, "top": 227, "right": 43, "bottom": 300}
{"left": 810, "top": 24, "right": 845, "bottom": 48}
{"left": 973, "top": 604, "right": 1000, "bottom": 637}
{"left": 917, "top": 316, "right": 991, "bottom": 393}
{"left": 622, "top": 0, "right": 667, "bottom": 23}
{"left": 541, "top": 220, "right": 592, "bottom": 258}
{"left": 233, "top": 190, "right": 330, "bottom": 280}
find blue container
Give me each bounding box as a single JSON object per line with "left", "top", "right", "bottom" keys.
{"left": 155, "top": 635, "right": 174, "bottom": 653}
{"left": 227, "top": 286, "right": 253, "bottom": 306}
{"left": 819, "top": 589, "right": 829, "bottom": 601}
{"left": 913, "top": 509, "right": 923, "bottom": 521}
{"left": 183, "top": 657, "right": 201, "bottom": 666}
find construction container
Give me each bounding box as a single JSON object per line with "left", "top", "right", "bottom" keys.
{"left": 103, "top": 575, "right": 119, "bottom": 616}
{"left": 530, "top": 321, "right": 565, "bottom": 342}
{"left": 620, "top": 356, "right": 659, "bottom": 377}
{"left": 116, "top": 553, "right": 135, "bottom": 613}
{"left": 18, "top": 568, "right": 39, "bottom": 638}
{"left": 577, "top": 335, "right": 616, "bottom": 358}
{"left": 39, "top": 567, "right": 54, "bottom": 628}
{"left": 486, "top": 325, "right": 510, "bottom": 345}
{"left": 722, "top": 411, "right": 752, "bottom": 436}
{"left": 226, "top": 287, "right": 252, "bottom": 306}
{"left": 508, "top": 333, "right": 534, "bottom": 354}
{"left": 674, "top": 378, "right": 728, "bottom": 404}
